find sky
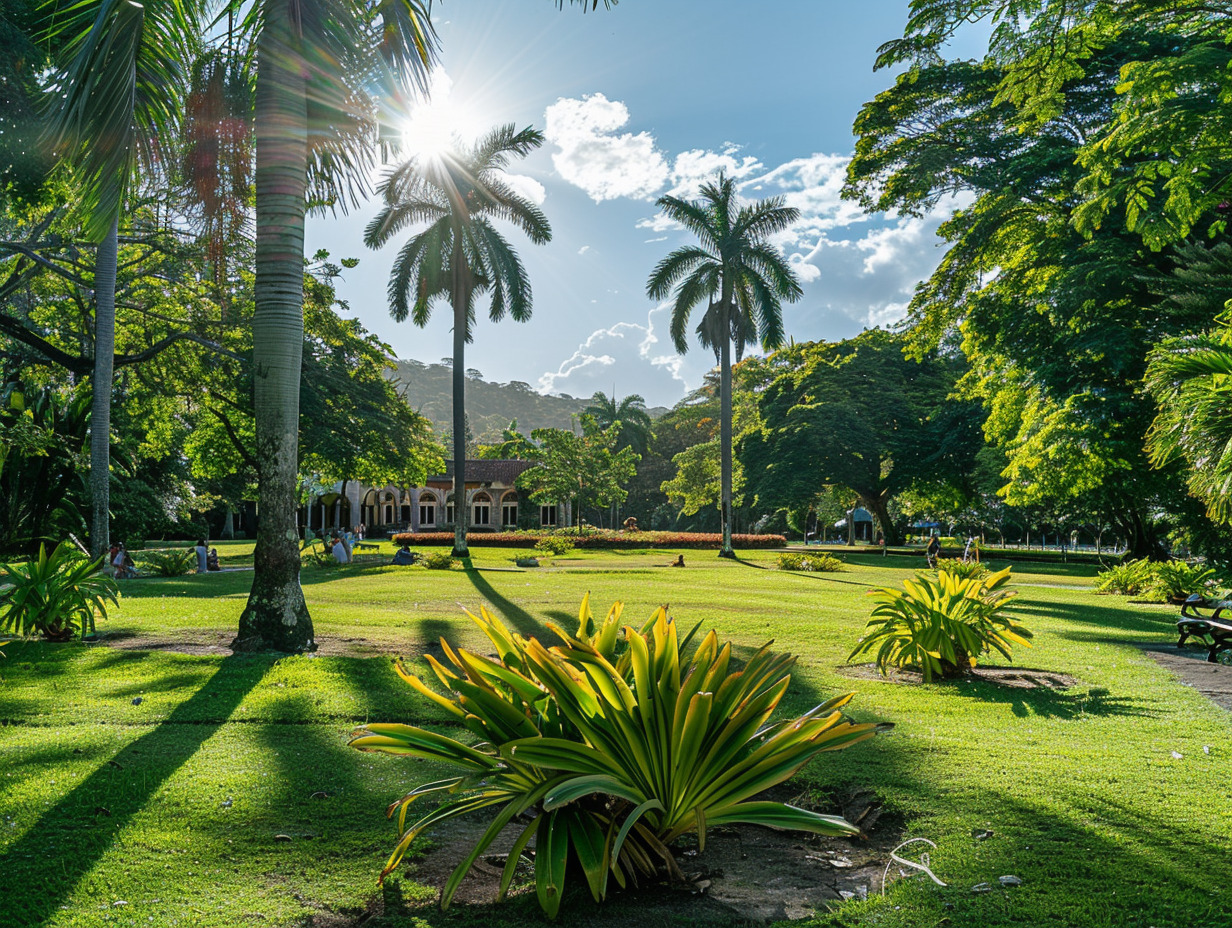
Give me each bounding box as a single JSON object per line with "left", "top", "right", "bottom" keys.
{"left": 305, "top": 2, "right": 981, "bottom": 409}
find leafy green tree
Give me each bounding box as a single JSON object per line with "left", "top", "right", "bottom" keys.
{"left": 43, "top": 0, "right": 193, "bottom": 559}
{"left": 475, "top": 419, "right": 538, "bottom": 460}
{"left": 518, "top": 419, "right": 639, "bottom": 528}
{"left": 647, "top": 173, "right": 802, "bottom": 557}
{"left": 364, "top": 124, "right": 552, "bottom": 556}
{"left": 742, "top": 332, "right": 979, "bottom": 546}
{"left": 583, "top": 390, "right": 654, "bottom": 456}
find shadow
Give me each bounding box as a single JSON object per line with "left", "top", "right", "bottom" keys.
{"left": 733, "top": 555, "right": 872, "bottom": 589}
{"left": 460, "top": 560, "right": 551, "bottom": 641}
{"left": 0, "top": 653, "right": 273, "bottom": 926}
{"left": 933, "top": 677, "right": 1156, "bottom": 720}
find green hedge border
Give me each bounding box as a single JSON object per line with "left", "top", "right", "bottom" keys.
{"left": 388, "top": 531, "right": 788, "bottom": 550}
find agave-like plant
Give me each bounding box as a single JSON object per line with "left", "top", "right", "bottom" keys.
{"left": 351, "top": 595, "right": 881, "bottom": 917}
{"left": 0, "top": 543, "right": 119, "bottom": 641}
{"left": 1094, "top": 559, "right": 1160, "bottom": 597}
{"left": 932, "top": 557, "right": 989, "bottom": 582}
{"left": 1151, "top": 560, "right": 1218, "bottom": 605}
{"left": 849, "top": 567, "right": 1030, "bottom": 682}
{"left": 139, "top": 548, "right": 197, "bottom": 578}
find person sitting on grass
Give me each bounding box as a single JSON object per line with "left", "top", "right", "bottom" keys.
{"left": 331, "top": 535, "right": 348, "bottom": 564}
{"left": 206, "top": 548, "right": 221, "bottom": 571}
{"left": 391, "top": 545, "right": 416, "bottom": 566}
{"left": 194, "top": 538, "right": 208, "bottom": 574}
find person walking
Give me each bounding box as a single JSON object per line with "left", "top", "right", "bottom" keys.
{"left": 926, "top": 533, "right": 941, "bottom": 568}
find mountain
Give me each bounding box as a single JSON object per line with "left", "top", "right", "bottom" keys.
{"left": 391, "top": 360, "right": 669, "bottom": 440}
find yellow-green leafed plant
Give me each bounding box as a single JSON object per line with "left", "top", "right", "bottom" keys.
{"left": 777, "top": 552, "right": 843, "bottom": 572}
{"left": 850, "top": 567, "right": 1030, "bottom": 682}
{"left": 139, "top": 548, "right": 197, "bottom": 577}
{"left": 350, "top": 594, "right": 882, "bottom": 918}
{"left": 933, "top": 557, "right": 989, "bottom": 581}
{"left": 0, "top": 542, "right": 118, "bottom": 641}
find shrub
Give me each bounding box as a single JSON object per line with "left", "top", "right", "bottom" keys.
{"left": 1150, "top": 560, "right": 1219, "bottom": 604}
{"left": 139, "top": 548, "right": 197, "bottom": 577}
{"left": 351, "top": 596, "right": 882, "bottom": 917}
{"left": 534, "top": 536, "right": 574, "bottom": 557}
{"left": 849, "top": 567, "right": 1030, "bottom": 682}
{"left": 388, "top": 530, "right": 788, "bottom": 549}
{"left": 933, "top": 558, "right": 989, "bottom": 581}
{"left": 0, "top": 543, "right": 118, "bottom": 641}
{"left": 777, "top": 552, "right": 843, "bottom": 572}
{"left": 420, "top": 551, "right": 456, "bottom": 570}
{"left": 1094, "top": 559, "right": 1160, "bottom": 597}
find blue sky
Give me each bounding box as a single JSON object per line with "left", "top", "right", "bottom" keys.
{"left": 306, "top": 2, "right": 978, "bottom": 408}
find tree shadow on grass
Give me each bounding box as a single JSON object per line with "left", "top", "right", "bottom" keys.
{"left": 1008, "top": 599, "right": 1172, "bottom": 637}
{"left": 0, "top": 653, "right": 273, "bottom": 927}
{"left": 459, "top": 560, "right": 552, "bottom": 642}
{"left": 933, "top": 676, "right": 1156, "bottom": 720}
{"left": 733, "top": 555, "right": 872, "bottom": 588}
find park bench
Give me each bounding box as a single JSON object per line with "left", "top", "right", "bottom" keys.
{"left": 1177, "top": 594, "right": 1232, "bottom": 662}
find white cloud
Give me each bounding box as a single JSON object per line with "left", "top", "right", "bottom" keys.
{"left": 577, "top": 245, "right": 590, "bottom": 255}
{"left": 501, "top": 172, "right": 546, "bottom": 207}
{"left": 538, "top": 305, "right": 693, "bottom": 401}
{"left": 543, "top": 94, "right": 669, "bottom": 201}
{"left": 664, "top": 146, "right": 763, "bottom": 199}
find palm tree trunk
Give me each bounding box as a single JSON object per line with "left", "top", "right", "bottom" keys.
{"left": 718, "top": 300, "right": 735, "bottom": 558}
{"left": 89, "top": 215, "right": 118, "bottom": 560}
{"left": 234, "top": 8, "right": 313, "bottom": 653}
{"left": 451, "top": 243, "right": 469, "bottom": 558}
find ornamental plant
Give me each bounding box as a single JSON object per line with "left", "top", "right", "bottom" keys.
{"left": 1094, "top": 559, "right": 1160, "bottom": 597}
{"left": 777, "top": 552, "right": 843, "bottom": 572}
{"left": 932, "top": 558, "right": 989, "bottom": 581}
{"left": 1147, "top": 560, "right": 1218, "bottom": 604}
{"left": 139, "top": 548, "right": 197, "bottom": 577}
{"left": 351, "top": 596, "right": 881, "bottom": 917}
{"left": 0, "top": 543, "right": 118, "bottom": 641}
{"left": 534, "top": 536, "right": 574, "bottom": 557}
{"left": 849, "top": 567, "right": 1030, "bottom": 682}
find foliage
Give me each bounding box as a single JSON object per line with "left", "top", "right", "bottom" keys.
{"left": 0, "top": 542, "right": 118, "bottom": 641}
{"left": 138, "top": 548, "right": 196, "bottom": 578}
{"left": 850, "top": 567, "right": 1029, "bottom": 682}
{"left": 933, "top": 558, "right": 990, "bottom": 581}
{"left": 389, "top": 531, "right": 789, "bottom": 550}
{"left": 777, "top": 552, "right": 843, "bottom": 573}
{"left": 583, "top": 392, "right": 654, "bottom": 456}
{"left": 533, "top": 536, "right": 574, "bottom": 557}
{"left": 1095, "top": 558, "right": 1218, "bottom": 603}
{"left": 420, "top": 551, "right": 456, "bottom": 570}
{"left": 518, "top": 419, "right": 639, "bottom": 527}
{"left": 744, "top": 332, "right": 981, "bottom": 546}
{"left": 350, "top": 596, "right": 880, "bottom": 917}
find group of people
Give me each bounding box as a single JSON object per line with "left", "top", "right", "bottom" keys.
{"left": 109, "top": 542, "right": 136, "bottom": 579}
{"left": 194, "top": 540, "right": 221, "bottom": 573}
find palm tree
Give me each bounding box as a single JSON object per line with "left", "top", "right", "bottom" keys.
{"left": 364, "top": 124, "right": 552, "bottom": 557}
{"left": 1145, "top": 327, "right": 1232, "bottom": 523}
{"left": 647, "top": 173, "right": 802, "bottom": 557}
{"left": 583, "top": 390, "right": 654, "bottom": 456}
{"left": 44, "top": 0, "right": 192, "bottom": 561}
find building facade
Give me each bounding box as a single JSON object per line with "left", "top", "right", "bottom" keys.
{"left": 302, "top": 459, "right": 561, "bottom": 536}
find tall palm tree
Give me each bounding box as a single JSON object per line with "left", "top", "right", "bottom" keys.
{"left": 364, "top": 124, "right": 552, "bottom": 557}
{"left": 1145, "top": 326, "right": 1232, "bottom": 523}
{"left": 647, "top": 173, "right": 802, "bottom": 557}
{"left": 583, "top": 390, "right": 653, "bottom": 455}
{"left": 44, "top": 0, "right": 191, "bottom": 561}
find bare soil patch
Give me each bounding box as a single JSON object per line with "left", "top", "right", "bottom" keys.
{"left": 336, "top": 787, "right": 908, "bottom": 926}
{"left": 838, "top": 662, "right": 1078, "bottom": 690}
{"left": 1141, "top": 643, "right": 1232, "bottom": 712}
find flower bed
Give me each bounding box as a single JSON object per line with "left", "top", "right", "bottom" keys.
{"left": 388, "top": 530, "right": 787, "bottom": 550}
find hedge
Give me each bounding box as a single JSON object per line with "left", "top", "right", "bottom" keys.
{"left": 388, "top": 530, "right": 788, "bottom": 550}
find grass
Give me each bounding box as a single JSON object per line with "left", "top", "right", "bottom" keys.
{"left": 1, "top": 543, "right": 1229, "bottom": 927}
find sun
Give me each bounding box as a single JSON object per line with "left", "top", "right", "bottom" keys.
{"left": 401, "top": 71, "right": 482, "bottom": 162}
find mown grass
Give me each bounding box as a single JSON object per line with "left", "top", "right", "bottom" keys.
{"left": 1, "top": 544, "right": 1229, "bottom": 927}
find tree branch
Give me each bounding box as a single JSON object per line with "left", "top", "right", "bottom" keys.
{"left": 115, "top": 333, "right": 247, "bottom": 368}
{"left": 208, "top": 405, "right": 259, "bottom": 472}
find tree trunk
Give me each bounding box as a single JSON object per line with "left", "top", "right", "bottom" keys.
{"left": 89, "top": 215, "right": 119, "bottom": 560}
{"left": 234, "top": 10, "right": 313, "bottom": 653}
{"left": 864, "top": 493, "right": 901, "bottom": 546}
{"left": 222, "top": 507, "right": 235, "bottom": 539}
{"left": 451, "top": 241, "right": 470, "bottom": 558}
{"left": 717, "top": 298, "right": 735, "bottom": 559}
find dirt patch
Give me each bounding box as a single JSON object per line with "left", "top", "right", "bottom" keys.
{"left": 838, "top": 662, "right": 1078, "bottom": 690}
{"left": 91, "top": 631, "right": 396, "bottom": 658}
{"left": 351, "top": 788, "right": 908, "bottom": 926}
{"left": 1141, "top": 643, "right": 1232, "bottom": 712}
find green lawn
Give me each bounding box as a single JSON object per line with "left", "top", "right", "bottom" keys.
{"left": 1, "top": 546, "right": 1228, "bottom": 927}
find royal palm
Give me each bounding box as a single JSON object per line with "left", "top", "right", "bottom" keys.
{"left": 647, "top": 174, "right": 802, "bottom": 557}
{"left": 365, "top": 125, "right": 552, "bottom": 556}
{"left": 583, "top": 390, "right": 653, "bottom": 455}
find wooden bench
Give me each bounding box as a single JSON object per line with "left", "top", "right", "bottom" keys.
{"left": 1178, "top": 594, "right": 1232, "bottom": 662}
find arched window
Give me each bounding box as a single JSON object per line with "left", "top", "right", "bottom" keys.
{"left": 500, "top": 491, "right": 518, "bottom": 528}
{"left": 445, "top": 492, "right": 455, "bottom": 526}
{"left": 419, "top": 492, "right": 437, "bottom": 528}
{"left": 472, "top": 492, "right": 491, "bottom": 527}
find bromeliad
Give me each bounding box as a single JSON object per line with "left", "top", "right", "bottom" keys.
{"left": 350, "top": 595, "right": 883, "bottom": 917}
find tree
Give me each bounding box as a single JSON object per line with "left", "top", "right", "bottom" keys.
{"left": 647, "top": 173, "right": 802, "bottom": 557}
{"left": 364, "top": 124, "right": 551, "bottom": 557}
{"left": 742, "top": 332, "right": 980, "bottom": 546}
{"left": 518, "top": 419, "right": 639, "bottom": 527}
{"left": 583, "top": 390, "right": 654, "bottom": 456}
{"left": 43, "top": 0, "right": 192, "bottom": 559}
